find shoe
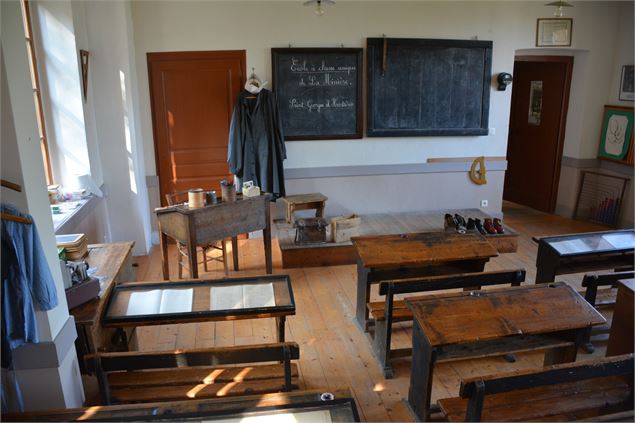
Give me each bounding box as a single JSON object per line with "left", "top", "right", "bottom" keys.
{"left": 454, "top": 214, "right": 467, "bottom": 234}
{"left": 466, "top": 218, "right": 477, "bottom": 232}
{"left": 493, "top": 218, "right": 505, "bottom": 234}
{"left": 474, "top": 218, "right": 487, "bottom": 235}
{"left": 483, "top": 218, "right": 497, "bottom": 234}
{"left": 444, "top": 213, "right": 456, "bottom": 231}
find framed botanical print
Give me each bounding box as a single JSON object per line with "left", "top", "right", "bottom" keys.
{"left": 597, "top": 105, "right": 634, "bottom": 164}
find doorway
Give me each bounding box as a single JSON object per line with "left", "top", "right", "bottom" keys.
{"left": 147, "top": 51, "right": 246, "bottom": 205}
{"left": 503, "top": 56, "right": 573, "bottom": 213}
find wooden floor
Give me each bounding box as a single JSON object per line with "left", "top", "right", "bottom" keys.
{"left": 126, "top": 202, "right": 612, "bottom": 422}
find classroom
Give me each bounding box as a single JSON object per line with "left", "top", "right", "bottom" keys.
{"left": 1, "top": 0, "right": 634, "bottom": 421}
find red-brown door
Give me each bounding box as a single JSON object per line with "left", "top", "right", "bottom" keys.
{"left": 148, "top": 51, "right": 245, "bottom": 205}
{"left": 504, "top": 56, "right": 573, "bottom": 213}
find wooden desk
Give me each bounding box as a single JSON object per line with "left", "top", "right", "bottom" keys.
{"left": 351, "top": 231, "right": 498, "bottom": 330}
{"left": 405, "top": 282, "right": 606, "bottom": 421}
{"left": 607, "top": 279, "right": 635, "bottom": 356}
{"left": 155, "top": 194, "right": 272, "bottom": 279}
{"left": 71, "top": 242, "right": 135, "bottom": 367}
{"left": 103, "top": 275, "right": 295, "bottom": 343}
{"left": 535, "top": 229, "right": 635, "bottom": 283}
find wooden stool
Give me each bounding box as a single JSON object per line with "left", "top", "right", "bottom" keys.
{"left": 281, "top": 193, "right": 328, "bottom": 224}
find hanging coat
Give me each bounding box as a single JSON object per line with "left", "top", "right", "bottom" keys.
{"left": 228, "top": 89, "right": 286, "bottom": 198}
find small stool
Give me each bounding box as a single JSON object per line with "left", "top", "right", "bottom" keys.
{"left": 281, "top": 193, "right": 328, "bottom": 224}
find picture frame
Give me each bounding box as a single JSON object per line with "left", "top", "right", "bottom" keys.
{"left": 536, "top": 18, "right": 572, "bottom": 47}
{"left": 597, "top": 105, "right": 634, "bottom": 165}
{"left": 271, "top": 48, "right": 363, "bottom": 141}
{"left": 619, "top": 65, "right": 634, "bottom": 101}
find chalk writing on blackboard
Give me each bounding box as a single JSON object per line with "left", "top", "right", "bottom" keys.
{"left": 272, "top": 48, "right": 363, "bottom": 140}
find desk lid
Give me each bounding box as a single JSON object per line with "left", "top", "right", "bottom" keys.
{"left": 538, "top": 229, "right": 635, "bottom": 257}
{"left": 405, "top": 282, "right": 606, "bottom": 347}
{"left": 351, "top": 231, "right": 498, "bottom": 268}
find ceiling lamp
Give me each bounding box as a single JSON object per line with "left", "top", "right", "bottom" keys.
{"left": 304, "top": 0, "right": 335, "bottom": 16}
{"left": 545, "top": 1, "right": 573, "bottom": 17}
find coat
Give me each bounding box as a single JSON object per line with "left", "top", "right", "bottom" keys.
{"left": 228, "top": 89, "right": 287, "bottom": 198}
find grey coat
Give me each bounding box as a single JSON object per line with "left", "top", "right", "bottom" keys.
{"left": 228, "top": 89, "right": 286, "bottom": 197}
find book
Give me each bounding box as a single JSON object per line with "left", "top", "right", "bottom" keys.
{"left": 126, "top": 288, "right": 193, "bottom": 316}
{"left": 210, "top": 283, "right": 275, "bottom": 311}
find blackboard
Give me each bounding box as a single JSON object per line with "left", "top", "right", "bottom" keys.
{"left": 367, "top": 38, "right": 493, "bottom": 137}
{"left": 272, "top": 48, "right": 363, "bottom": 140}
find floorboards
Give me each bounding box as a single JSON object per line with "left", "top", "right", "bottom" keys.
{"left": 124, "top": 202, "right": 614, "bottom": 422}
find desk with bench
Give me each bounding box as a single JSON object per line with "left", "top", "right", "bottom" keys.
{"left": 352, "top": 231, "right": 499, "bottom": 331}
{"left": 404, "top": 282, "right": 606, "bottom": 421}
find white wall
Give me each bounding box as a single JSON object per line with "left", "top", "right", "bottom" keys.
{"left": 73, "top": 0, "right": 153, "bottom": 255}
{"left": 130, "top": 0, "right": 628, "bottom": 221}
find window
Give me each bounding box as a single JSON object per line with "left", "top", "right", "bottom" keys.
{"left": 20, "top": 0, "right": 53, "bottom": 185}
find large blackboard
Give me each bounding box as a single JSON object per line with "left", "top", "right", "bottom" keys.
{"left": 367, "top": 38, "right": 492, "bottom": 137}
{"left": 272, "top": 48, "right": 363, "bottom": 140}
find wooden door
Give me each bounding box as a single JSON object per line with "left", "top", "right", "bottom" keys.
{"left": 504, "top": 56, "right": 573, "bottom": 213}
{"left": 148, "top": 51, "right": 245, "bottom": 205}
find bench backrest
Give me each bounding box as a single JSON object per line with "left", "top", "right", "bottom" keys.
{"left": 378, "top": 269, "right": 526, "bottom": 296}
{"left": 581, "top": 270, "right": 635, "bottom": 305}
{"left": 85, "top": 342, "right": 300, "bottom": 405}
{"left": 459, "top": 354, "right": 634, "bottom": 422}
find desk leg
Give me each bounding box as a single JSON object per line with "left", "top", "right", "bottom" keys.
{"left": 232, "top": 236, "right": 239, "bottom": 271}
{"left": 408, "top": 321, "right": 437, "bottom": 422}
{"left": 264, "top": 202, "right": 273, "bottom": 274}
{"left": 276, "top": 316, "right": 286, "bottom": 342}
{"left": 187, "top": 242, "right": 198, "bottom": 279}
{"left": 355, "top": 258, "right": 371, "bottom": 331}
{"left": 159, "top": 231, "right": 170, "bottom": 280}
{"left": 535, "top": 244, "right": 558, "bottom": 283}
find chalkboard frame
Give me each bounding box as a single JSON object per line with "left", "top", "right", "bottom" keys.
{"left": 271, "top": 47, "right": 363, "bottom": 141}
{"left": 366, "top": 38, "right": 493, "bottom": 137}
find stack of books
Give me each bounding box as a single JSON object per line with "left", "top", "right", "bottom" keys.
{"left": 56, "top": 233, "right": 88, "bottom": 261}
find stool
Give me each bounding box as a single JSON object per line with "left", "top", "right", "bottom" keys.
{"left": 281, "top": 193, "right": 328, "bottom": 224}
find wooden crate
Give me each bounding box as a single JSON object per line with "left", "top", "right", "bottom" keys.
{"left": 331, "top": 214, "right": 361, "bottom": 243}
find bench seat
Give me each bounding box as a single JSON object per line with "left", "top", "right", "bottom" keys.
{"left": 439, "top": 376, "right": 631, "bottom": 422}
{"left": 578, "top": 287, "right": 617, "bottom": 308}
{"left": 368, "top": 300, "right": 411, "bottom": 322}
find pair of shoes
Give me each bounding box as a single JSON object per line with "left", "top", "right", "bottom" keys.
{"left": 466, "top": 218, "right": 477, "bottom": 232}
{"left": 454, "top": 214, "right": 467, "bottom": 233}
{"left": 493, "top": 218, "right": 505, "bottom": 234}
{"left": 483, "top": 218, "right": 497, "bottom": 234}
{"left": 474, "top": 218, "right": 487, "bottom": 235}
{"left": 444, "top": 213, "right": 466, "bottom": 234}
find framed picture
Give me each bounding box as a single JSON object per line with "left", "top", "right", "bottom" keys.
{"left": 271, "top": 48, "right": 363, "bottom": 140}
{"left": 619, "top": 65, "right": 634, "bottom": 101}
{"left": 597, "top": 105, "right": 634, "bottom": 163}
{"left": 536, "top": 18, "right": 572, "bottom": 47}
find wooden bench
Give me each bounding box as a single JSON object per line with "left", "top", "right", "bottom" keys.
{"left": 85, "top": 342, "right": 300, "bottom": 405}
{"left": 281, "top": 193, "right": 327, "bottom": 224}
{"left": 578, "top": 270, "right": 634, "bottom": 353}
{"left": 367, "top": 269, "right": 526, "bottom": 378}
{"left": 437, "top": 354, "right": 634, "bottom": 422}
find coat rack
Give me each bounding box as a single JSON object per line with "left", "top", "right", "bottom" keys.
{"left": 1, "top": 179, "right": 32, "bottom": 224}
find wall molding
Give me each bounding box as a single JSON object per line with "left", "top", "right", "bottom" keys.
{"left": 561, "top": 155, "right": 633, "bottom": 177}
{"left": 285, "top": 160, "right": 508, "bottom": 180}
{"left": 12, "top": 316, "right": 77, "bottom": 370}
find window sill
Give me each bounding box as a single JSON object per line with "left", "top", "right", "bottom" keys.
{"left": 52, "top": 196, "right": 99, "bottom": 234}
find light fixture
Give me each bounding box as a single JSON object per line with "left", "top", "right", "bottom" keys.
{"left": 304, "top": 0, "right": 335, "bottom": 16}
{"left": 545, "top": 1, "right": 573, "bottom": 17}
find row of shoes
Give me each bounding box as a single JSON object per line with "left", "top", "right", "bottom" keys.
{"left": 444, "top": 213, "right": 505, "bottom": 235}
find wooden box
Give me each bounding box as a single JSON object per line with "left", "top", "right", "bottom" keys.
{"left": 294, "top": 218, "right": 328, "bottom": 245}
{"left": 332, "top": 214, "right": 361, "bottom": 243}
